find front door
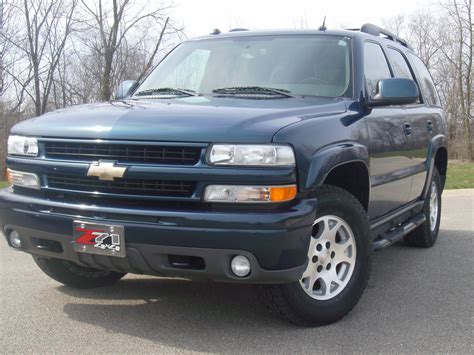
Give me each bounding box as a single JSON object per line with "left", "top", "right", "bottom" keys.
{"left": 364, "top": 42, "right": 414, "bottom": 219}
{"left": 367, "top": 108, "right": 414, "bottom": 218}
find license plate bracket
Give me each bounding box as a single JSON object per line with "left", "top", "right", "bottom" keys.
{"left": 73, "top": 220, "right": 126, "bottom": 258}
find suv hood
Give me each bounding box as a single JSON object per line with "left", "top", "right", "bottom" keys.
{"left": 11, "top": 96, "right": 347, "bottom": 143}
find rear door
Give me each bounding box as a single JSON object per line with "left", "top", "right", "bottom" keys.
{"left": 364, "top": 41, "right": 414, "bottom": 219}
{"left": 405, "top": 53, "right": 443, "bottom": 201}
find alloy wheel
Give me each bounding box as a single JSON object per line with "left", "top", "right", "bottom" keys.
{"left": 299, "top": 215, "right": 357, "bottom": 301}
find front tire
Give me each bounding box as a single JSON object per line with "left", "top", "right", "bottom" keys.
{"left": 258, "top": 185, "right": 372, "bottom": 326}
{"left": 404, "top": 168, "right": 442, "bottom": 248}
{"left": 33, "top": 256, "right": 126, "bottom": 289}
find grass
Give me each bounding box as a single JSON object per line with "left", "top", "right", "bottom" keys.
{"left": 0, "top": 161, "right": 472, "bottom": 190}
{"left": 445, "top": 161, "right": 474, "bottom": 189}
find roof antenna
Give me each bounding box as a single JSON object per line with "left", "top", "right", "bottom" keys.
{"left": 318, "top": 16, "right": 327, "bottom": 31}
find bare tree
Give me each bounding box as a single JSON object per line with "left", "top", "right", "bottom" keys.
{"left": 1, "top": 0, "right": 78, "bottom": 116}
{"left": 384, "top": 1, "right": 473, "bottom": 160}
{"left": 79, "top": 0, "right": 178, "bottom": 101}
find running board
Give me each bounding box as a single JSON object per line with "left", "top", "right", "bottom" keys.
{"left": 373, "top": 213, "right": 426, "bottom": 251}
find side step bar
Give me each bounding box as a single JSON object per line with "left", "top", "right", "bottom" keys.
{"left": 373, "top": 213, "right": 426, "bottom": 251}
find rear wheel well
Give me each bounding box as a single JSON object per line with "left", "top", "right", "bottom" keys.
{"left": 434, "top": 147, "right": 448, "bottom": 189}
{"left": 323, "top": 161, "right": 370, "bottom": 211}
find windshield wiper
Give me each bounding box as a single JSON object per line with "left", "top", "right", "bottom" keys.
{"left": 134, "top": 87, "right": 197, "bottom": 97}
{"left": 212, "top": 86, "right": 294, "bottom": 98}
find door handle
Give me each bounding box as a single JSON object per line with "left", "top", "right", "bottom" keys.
{"left": 427, "top": 120, "right": 433, "bottom": 133}
{"left": 404, "top": 123, "right": 412, "bottom": 136}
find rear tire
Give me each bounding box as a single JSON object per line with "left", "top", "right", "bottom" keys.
{"left": 33, "top": 256, "right": 126, "bottom": 289}
{"left": 404, "top": 168, "right": 442, "bottom": 248}
{"left": 258, "top": 185, "right": 372, "bottom": 326}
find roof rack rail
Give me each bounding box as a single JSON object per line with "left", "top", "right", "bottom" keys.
{"left": 350, "top": 23, "right": 412, "bottom": 50}
{"left": 229, "top": 28, "right": 249, "bottom": 32}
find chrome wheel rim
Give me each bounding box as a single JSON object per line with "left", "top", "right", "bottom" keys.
{"left": 429, "top": 181, "right": 439, "bottom": 232}
{"left": 299, "top": 215, "right": 357, "bottom": 301}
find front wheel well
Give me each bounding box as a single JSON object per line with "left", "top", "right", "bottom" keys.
{"left": 323, "top": 161, "right": 370, "bottom": 211}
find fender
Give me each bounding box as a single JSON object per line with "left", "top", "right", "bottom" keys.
{"left": 304, "top": 141, "right": 370, "bottom": 190}
{"left": 422, "top": 134, "right": 448, "bottom": 198}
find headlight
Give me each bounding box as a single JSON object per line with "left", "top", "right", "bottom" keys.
{"left": 204, "top": 184, "right": 297, "bottom": 203}
{"left": 208, "top": 144, "right": 295, "bottom": 166}
{"left": 7, "top": 136, "right": 39, "bottom": 157}
{"left": 6, "top": 169, "right": 40, "bottom": 189}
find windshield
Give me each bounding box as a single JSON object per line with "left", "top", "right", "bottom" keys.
{"left": 134, "top": 35, "right": 352, "bottom": 98}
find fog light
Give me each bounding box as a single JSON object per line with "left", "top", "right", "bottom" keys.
{"left": 9, "top": 230, "right": 21, "bottom": 249}
{"left": 231, "top": 255, "right": 251, "bottom": 277}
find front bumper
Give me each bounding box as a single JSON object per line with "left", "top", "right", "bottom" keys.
{"left": 0, "top": 188, "right": 316, "bottom": 283}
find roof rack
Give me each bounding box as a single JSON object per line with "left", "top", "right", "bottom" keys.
{"left": 349, "top": 23, "right": 412, "bottom": 50}
{"left": 229, "top": 28, "right": 249, "bottom": 32}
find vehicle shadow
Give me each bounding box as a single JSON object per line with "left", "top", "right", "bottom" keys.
{"left": 59, "top": 279, "right": 298, "bottom": 353}
{"left": 58, "top": 228, "right": 471, "bottom": 353}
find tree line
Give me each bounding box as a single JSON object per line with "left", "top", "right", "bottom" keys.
{"left": 0, "top": 0, "right": 472, "bottom": 182}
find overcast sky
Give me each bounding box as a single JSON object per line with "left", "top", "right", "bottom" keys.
{"left": 173, "top": 0, "right": 435, "bottom": 37}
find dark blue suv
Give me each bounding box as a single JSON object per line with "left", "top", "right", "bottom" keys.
{"left": 1, "top": 24, "right": 447, "bottom": 326}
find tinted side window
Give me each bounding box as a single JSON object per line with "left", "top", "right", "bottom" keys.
{"left": 387, "top": 48, "right": 420, "bottom": 103}
{"left": 408, "top": 53, "right": 441, "bottom": 106}
{"left": 364, "top": 42, "right": 392, "bottom": 95}
{"left": 387, "top": 48, "right": 414, "bottom": 80}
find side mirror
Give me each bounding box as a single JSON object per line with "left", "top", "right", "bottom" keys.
{"left": 115, "top": 80, "right": 139, "bottom": 100}
{"left": 369, "top": 78, "right": 419, "bottom": 107}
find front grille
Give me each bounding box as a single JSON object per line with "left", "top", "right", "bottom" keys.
{"left": 47, "top": 174, "right": 195, "bottom": 198}
{"left": 44, "top": 142, "right": 201, "bottom": 165}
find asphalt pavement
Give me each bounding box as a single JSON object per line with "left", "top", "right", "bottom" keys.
{"left": 0, "top": 189, "right": 472, "bottom": 353}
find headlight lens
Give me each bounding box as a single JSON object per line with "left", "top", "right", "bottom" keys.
{"left": 204, "top": 184, "right": 297, "bottom": 203}
{"left": 6, "top": 169, "right": 40, "bottom": 189}
{"left": 7, "top": 136, "right": 39, "bottom": 157}
{"left": 208, "top": 144, "right": 295, "bottom": 166}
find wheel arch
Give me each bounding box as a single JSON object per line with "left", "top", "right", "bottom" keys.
{"left": 423, "top": 134, "right": 448, "bottom": 196}
{"left": 304, "top": 142, "right": 370, "bottom": 211}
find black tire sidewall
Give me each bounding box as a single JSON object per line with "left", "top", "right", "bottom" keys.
{"left": 423, "top": 169, "right": 442, "bottom": 244}
{"left": 282, "top": 188, "right": 372, "bottom": 324}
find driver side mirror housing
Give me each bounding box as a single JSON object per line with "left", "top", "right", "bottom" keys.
{"left": 115, "top": 80, "right": 139, "bottom": 100}
{"left": 369, "top": 78, "right": 419, "bottom": 107}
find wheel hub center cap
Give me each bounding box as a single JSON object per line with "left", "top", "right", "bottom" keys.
{"left": 318, "top": 249, "right": 329, "bottom": 264}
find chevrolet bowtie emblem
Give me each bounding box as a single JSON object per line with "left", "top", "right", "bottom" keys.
{"left": 87, "top": 161, "right": 127, "bottom": 181}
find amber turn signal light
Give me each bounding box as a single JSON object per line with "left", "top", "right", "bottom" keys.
{"left": 269, "top": 185, "right": 297, "bottom": 202}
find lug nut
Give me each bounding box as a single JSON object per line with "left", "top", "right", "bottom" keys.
{"left": 316, "top": 244, "right": 322, "bottom": 251}
{"left": 326, "top": 263, "right": 331, "bottom": 270}
{"left": 317, "top": 265, "right": 323, "bottom": 273}
{"left": 312, "top": 255, "right": 318, "bottom": 263}
{"left": 331, "top": 251, "right": 335, "bottom": 258}
{"left": 326, "top": 242, "right": 331, "bottom": 249}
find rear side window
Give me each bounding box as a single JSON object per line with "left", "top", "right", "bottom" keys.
{"left": 387, "top": 48, "right": 414, "bottom": 80}
{"left": 364, "top": 42, "right": 392, "bottom": 95}
{"left": 407, "top": 53, "right": 441, "bottom": 106}
{"left": 387, "top": 48, "right": 420, "bottom": 103}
